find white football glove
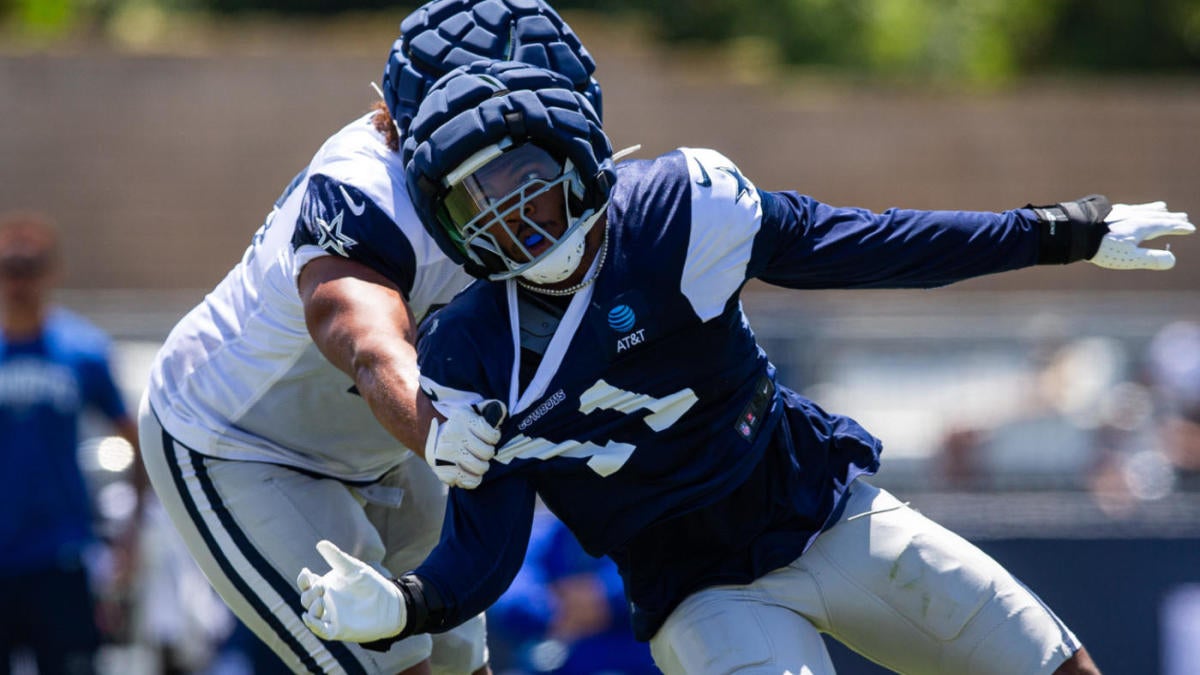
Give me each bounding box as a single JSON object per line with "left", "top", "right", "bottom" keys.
{"left": 296, "top": 540, "right": 407, "bottom": 642}
{"left": 426, "top": 400, "right": 506, "bottom": 489}
{"left": 1090, "top": 201, "right": 1194, "bottom": 270}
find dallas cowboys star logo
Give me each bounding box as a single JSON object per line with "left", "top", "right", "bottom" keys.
{"left": 716, "top": 166, "right": 754, "bottom": 203}
{"left": 315, "top": 210, "right": 358, "bottom": 256}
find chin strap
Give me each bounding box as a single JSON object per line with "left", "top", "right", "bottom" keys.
{"left": 613, "top": 144, "right": 643, "bottom": 161}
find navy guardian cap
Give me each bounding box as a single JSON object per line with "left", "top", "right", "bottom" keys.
{"left": 382, "top": 0, "right": 603, "bottom": 134}
{"left": 403, "top": 60, "right": 613, "bottom": 283}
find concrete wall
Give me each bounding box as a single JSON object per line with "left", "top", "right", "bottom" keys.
{"left": 2, "top": 16, "right": 1198, "bottom": 292}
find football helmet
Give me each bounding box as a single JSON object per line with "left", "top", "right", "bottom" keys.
{"left": 404, "top": 60, "right": 614, "bottom": 283}
{"left": 382, "top": 0, "right": 602, "bottom": 134}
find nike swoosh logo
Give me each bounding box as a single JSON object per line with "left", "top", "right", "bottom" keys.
{"left": 339, "top": 185, "right": 367, "bottom": 216}
{"left": 693, "top": 157, "right": 712, "bottom": 188}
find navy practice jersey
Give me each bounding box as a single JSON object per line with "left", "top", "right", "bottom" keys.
{"left": 414, "top": 147, "right": 1044, "bottom": 639}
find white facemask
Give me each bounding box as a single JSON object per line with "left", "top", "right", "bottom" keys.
{"left": 518, "top": 210, "right": 599, "bottom": 284}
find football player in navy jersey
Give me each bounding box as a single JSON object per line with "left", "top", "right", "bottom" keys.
{"left": 295, "top": 62, "right": 1193, "bottom": 673}
{"left": 137, "top": 3, "right": 601, "bottom": 674}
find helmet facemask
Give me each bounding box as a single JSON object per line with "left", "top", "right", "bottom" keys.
{"left": 438, "top": 142, "right": 604, "bottom": 284}
{"left": 402, "top": 61, "right": 616, "bottom": 284}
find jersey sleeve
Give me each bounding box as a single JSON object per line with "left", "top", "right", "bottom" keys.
{"left": 292, "top": 174, "right": 418, "bottom": 297}
{"left": 748, "top": 190, "right": 1043, "bottom": 289}
{"left": 411, "top": 473, "right": 538, "bottom": 632}
{"left": 676, "top": 148, "right": 765, "bottom": 321}
{"left": 483, "top": 513, "right": 559, "bottom": 638}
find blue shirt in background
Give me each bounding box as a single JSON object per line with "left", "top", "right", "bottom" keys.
{"left": 0, "top": 309, "right": 127, "bottom": 574}
{"left": 487, "top": 509, "right": 658, "bottom": 675}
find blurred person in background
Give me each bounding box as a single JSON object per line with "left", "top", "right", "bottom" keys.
{"left": 295, "top": 61, "right": 1195, "bottom": 675}
{"left": 1051, "top": 321, "right": 1200, "bottom": 513}
{"left": 0, "top": 211, "right": 142, "bottom": 675}
{"left": 127, "top": 495, "right": 239, "bottom": 674}
{"left": 1145, "top": 320, "right": 1200, "bottom": 491}
{"left": 136, "top": 1, "right": 603, "bottom": 673}
{"left": 939, "top": 330, "right": 1132, "bottom": 493}
{"left": 487, "top": 508, "right": 656, "bottom": 675}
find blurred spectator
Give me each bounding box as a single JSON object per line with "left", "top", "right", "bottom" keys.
{"left": 934, "top": 315, "right": 1200, "bottom": 517}
{"left": 1082, "top": 320, "right": 1200, "bottom": 511}
{"left": 0, "top": 212, "right": 143, "bottom": 674}
{"left": 487, "top": 508, "right": 657, "bottom": 675}
{"left": 128, "top": 496, "right": 236, "bottom": 674}
{"left": 938, "top": 334, "right": 1128, "bottom": 492}
{"left": 1146, "top": 320, "right": 1200, "bottom": 491}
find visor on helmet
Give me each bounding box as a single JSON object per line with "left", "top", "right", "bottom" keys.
{"left": 438, "top": 143, "right": 584, "bottom": 280}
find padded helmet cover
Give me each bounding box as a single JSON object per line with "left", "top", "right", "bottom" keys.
{"left": 403, "top": 60, "right": 614, "bottom": 278}
{"left": 382, "top": 0, "right": 602, "bottom": 133}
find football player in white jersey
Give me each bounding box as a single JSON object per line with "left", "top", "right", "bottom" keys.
{"left": 136, "top": 3, "right": 601, "bottom": 673}
{"left": 294, "top": 62, "right": 1195, "bottom": 674}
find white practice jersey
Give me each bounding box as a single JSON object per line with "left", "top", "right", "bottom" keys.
{"left": 148, "top": 113, "right": 473, "bottom": 481}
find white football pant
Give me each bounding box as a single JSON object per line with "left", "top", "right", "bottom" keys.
{"left": 139, "top": 395, "right": 487, "bottom": 674}
{"left": 650, "top": 480, "right": 1081, "bottom": 674}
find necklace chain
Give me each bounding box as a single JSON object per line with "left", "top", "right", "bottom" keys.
{"left": 516, "top": 228, "right": 609, "bottom": 297}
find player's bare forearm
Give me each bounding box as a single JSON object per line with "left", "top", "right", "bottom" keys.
{"left": 351, "top": 342, "right": 434, "bottom": 454}
{"left": 299, "top": 255, "right": 436, "bottom": 455}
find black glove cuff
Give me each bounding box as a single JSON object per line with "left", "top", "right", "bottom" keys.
{"left": 1029, "top": 194, "right": 1112, "bottom": 265}
{"left": 360, "top": 574, "right": 445, "bottom": 653}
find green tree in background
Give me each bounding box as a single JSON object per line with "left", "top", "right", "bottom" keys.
{"left": 618, "top": 0, "right": 1200, "bottom": 81}
{"left": 4, "top": 0, "right": 81, "bottom": 37}
{"left": 4, "top": 0, "right": 1199, "bottom": 80}
{"left": 574, "top": 0, "right": 1200, "bottom": 81}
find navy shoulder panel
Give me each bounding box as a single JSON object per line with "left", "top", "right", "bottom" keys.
{"left": 608, "top": 151, "right": 692, "bottom": 257}
{"left": 610, "top": 151, "right": 690, "bottom": 227}
{"left": 293, "top": 174, "right": 418, "bottom": 298}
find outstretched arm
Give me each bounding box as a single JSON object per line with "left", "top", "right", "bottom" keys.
{"left": 751, "top": 192, "right": 1192, "bottom": 289}
{"left": 673, "top": 149, "right": 1191, "bottom": 319}
{"left": 299, "top": 255, "right": 435, "bottom": 454}
{"left": 398, "top": 476, "right": 538, "bottom": 635}
{"left": 300, "top": 255, "right": 507, "bottom": 488}
{"left": 296, "top": 473, "right": 538, "bottom": 645}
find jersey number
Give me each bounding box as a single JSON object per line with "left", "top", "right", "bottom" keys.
{"left": 493, "top": 380, "right": 698, "bottom": 476}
